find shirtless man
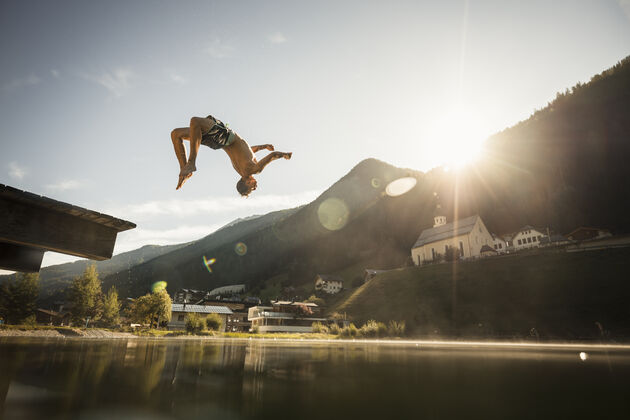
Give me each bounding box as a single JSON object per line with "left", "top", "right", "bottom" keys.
{"left": 171, "top": 115, "right": 292, "bottom": 196}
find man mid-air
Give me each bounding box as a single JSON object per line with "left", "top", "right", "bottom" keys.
{"left": 171, "top": 115, "right": 292, "bottom": 196}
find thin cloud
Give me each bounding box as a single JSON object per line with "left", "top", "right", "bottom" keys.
{"left": 2, "top": 74, "right": 41, "bottom": 92}
{"left": 8, "top": 162, "right": 27, "bottom": 180}
{"left": 45, "top": 179, "right": 83, "bottom": 192}
{"left": 110, "top": 190, "right": 321, "bottom": 218}
{"left": 170, "top": 73, "right": 188, "bottom": 85}
{"left": 268, "top": 32, "right": 288, "bottom": 44}
{"left": 206, "top": 38, "right": 235, "bottom": 59}
{"left": 83, "top": 68, "right": 135, "bottom": 97}
{"left": 51, "top": 69, "right": 60, "bottom": 78}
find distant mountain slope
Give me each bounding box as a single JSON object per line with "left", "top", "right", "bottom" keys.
{"left": 0, "top": 242, "right": 187, "bottom": 304}
{"left": 99, "top": 158, "right": 438, "bottom": 298}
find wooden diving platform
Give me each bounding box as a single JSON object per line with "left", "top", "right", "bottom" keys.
{"left": 0, "top": 184, "right": 136, "bottom": 272}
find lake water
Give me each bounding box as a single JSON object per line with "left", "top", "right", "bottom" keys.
{"left": 1, "top": 337, "right": 629, "bottom": 419}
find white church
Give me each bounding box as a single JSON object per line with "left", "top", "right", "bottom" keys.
{"left": 411, "top": 206, "right": 496, "bottom": 266}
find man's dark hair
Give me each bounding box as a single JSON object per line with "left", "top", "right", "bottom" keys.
{"left": 236, "top": 178, "right": 256, "bottom": 197}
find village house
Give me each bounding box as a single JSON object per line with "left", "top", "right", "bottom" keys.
{"left": 510, "top": 226, "right": 548, "bottom": 251}
{"left": 566, "top": 227, "right": 612, "bottom": 242}
{"left": 173, "top": 289, "right": 208, "bottom": 304}
{"left": 480, "top": 244, "right": 498, "bottom": 257}
{"left": 168, "top": 304, "right": 233, "bottom": 331}
{"left": 410, "top": 212, "right": 495, "bottom": 265}
{"left": 314, "top": 274, "right": 344, "bottom": 294}
{"left": 539, "top": 233, "right": 571, "bottom": 247}
{"left": 248, "top": 301, "right": 327, "bottom": 333}
{"left": 491, "top": 234, "right": 509, "bottom": 254}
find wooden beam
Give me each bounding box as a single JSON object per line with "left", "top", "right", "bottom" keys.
{"left": 0, "top": 242, "right": 45, "bottom": 272}
{"left": 0, "top": 197, "right": 118, "bottom": 261}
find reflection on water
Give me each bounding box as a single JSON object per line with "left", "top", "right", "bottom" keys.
{"left": 1, "top": 338, "right": 630, "bottom": 419}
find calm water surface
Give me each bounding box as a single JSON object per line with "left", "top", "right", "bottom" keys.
{"left": 1, "top": 337, "right": 629, "bottom": 419}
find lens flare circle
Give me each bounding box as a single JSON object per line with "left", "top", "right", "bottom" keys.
{"left": 234, "top": 242, "right": 248, "bottom": 256}
{"left": 385, "top": 177, "right": 417, "bottom": 197}
{"left": 317, "top": 198, "right": 349, "bottom": 231}
{"left": 151, "top": 281, "right": 167, "bottom": 293}
{"left": 203, "top": 256, "right": 216, "bottom": 273}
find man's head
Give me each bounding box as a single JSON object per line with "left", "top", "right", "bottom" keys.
{"left": 236, "top": 176, "right": 257, "bottom": 197}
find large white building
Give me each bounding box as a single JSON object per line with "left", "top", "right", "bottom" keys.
{"left": 510, "top": 226, "right": 547, "bottom": 251}
{"left": 411, "top": 214, "right": 495, "bottom": 265}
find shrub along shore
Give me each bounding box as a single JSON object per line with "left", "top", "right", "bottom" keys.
{"left": 0, "top": 322, "right": 406, "bottom": 340}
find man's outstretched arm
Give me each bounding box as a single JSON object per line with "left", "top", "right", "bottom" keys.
{"left": 251, "top": 144, "right": 274, "bottom": 153}
{"left": 253, "top": 151, "right": 292, "bottom": 174}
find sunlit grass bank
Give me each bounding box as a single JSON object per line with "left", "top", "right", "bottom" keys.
{"left": 333, "top": 247, "right": 630, "bottom": 340}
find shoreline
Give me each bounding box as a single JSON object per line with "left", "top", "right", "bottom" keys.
{"left": 2, "top": 328, "right": 630, "bottom": 350}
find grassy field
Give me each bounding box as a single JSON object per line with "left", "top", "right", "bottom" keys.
{"left": 333, "top": 248, "right": 630, "bottom": 340}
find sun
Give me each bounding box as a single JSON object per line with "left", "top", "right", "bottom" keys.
{"left": 427, "top": 107, "right": 489, "bottom": 170}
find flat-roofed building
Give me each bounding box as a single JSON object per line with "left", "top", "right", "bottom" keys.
{"left": 248, "top": 301, "right": 327, "bottom": 333}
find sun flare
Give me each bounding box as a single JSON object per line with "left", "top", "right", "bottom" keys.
{"left": 428, "top": 107, "right": 490, "bottom": 169}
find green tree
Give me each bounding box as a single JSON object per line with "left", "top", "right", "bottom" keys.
{"left": 305, "top": 295, "right": 325, "bottom": 307}
{"left": 205, "top": 313, "right": 222, "bottom": 331}
{"left": 129, "top": 289, "right": 172, "bottom": 328}
{"left": 185, "top": 313, "right": 205, "bottom": 333}
{"left": 101, "top": 286, "right": 121, "bottom": 327}
{"left": 0, "top": 272, "right": 39, "bottom": 324}
{"left": 68, "top": 265, "right": 103, "bottom": 326}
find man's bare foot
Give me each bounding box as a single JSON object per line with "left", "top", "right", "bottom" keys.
{"left": 180, "top": 161, "right": 197, "bottom": 177}
{"left": 176, "top": 172, "right": 193, "bottom": 190}
{"left": 283, "top": 152, "right": 292, "bottom": 159}
{"left": 266, "top": 144, "right": 275, "bottom": 151}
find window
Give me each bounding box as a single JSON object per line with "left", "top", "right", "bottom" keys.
{"left": 499, "top": 243, "right": 503, "bottom": 249}
{"left": 459, "top": 241, "right": 464, "bottom": 256}
{"left": 538, "top": 235, "right": 542, "bottom": 241}
{"left": 178, "top": 315, "right": 184, "bottom": 321}
{"left": 518, "top": 239, "right": 522, "bottom": 245}
{"left": 431, "top": 248, "right": 435, "bottom": 259}
{"left": 445, "top": 245, "right": 448, "bottom": 254}
{"left": 527, "top": 237, "right": 532, "bottom": 243}
{"left": 532, "top": 236, "right": 537, "bottom": 242}
{"left": 494, "top": 244, "right": 497, "bottom": 249}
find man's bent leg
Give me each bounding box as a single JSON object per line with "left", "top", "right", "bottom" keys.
{"left": 171, "top": 127, "right": 190, "bottom": 170}
{"left": 253, "top": 151, "right": 292, "bottom": 174}
{"left": 180, "top": 117, "right": 214, "bottom": 178}
{"left": 251, "top": 144, "right": 275, "bottom": 153}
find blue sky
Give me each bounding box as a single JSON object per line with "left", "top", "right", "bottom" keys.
{"left": 1, "top": 0, "right": 629, "bottom": 269}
